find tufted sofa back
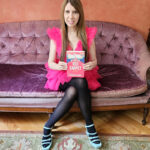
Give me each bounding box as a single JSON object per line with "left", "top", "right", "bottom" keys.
{"left": 87, "top": 21, "right": 149, "bottom": 81}
{"left": 0, "top": 20, "right": 149, "bottom": 80}
{"left": 0, "top": 20, "right": 60, "bottom": 65}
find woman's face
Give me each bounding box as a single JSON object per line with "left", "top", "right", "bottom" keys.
{"left": 64, "top": 2, "right": 80, "bottom": 29}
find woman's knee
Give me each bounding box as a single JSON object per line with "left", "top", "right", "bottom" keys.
{"left": 64, "top": 86, "right": 78, "bottom": 100}
{"left": 72, "top": 78, "right": 88, "bottom": 89}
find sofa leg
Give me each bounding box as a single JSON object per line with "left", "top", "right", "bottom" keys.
{"left": 142, "top": 108, "right": 149, "bottom": 125}
{"left": 142, "top": 98, "right": 150, "bottom": 125}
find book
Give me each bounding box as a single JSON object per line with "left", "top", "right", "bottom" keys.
{"left": 66, "top": 51, "right": 85, "bottom": 77}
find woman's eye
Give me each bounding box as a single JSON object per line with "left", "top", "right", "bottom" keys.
{"left": 65, "top": 10, "right": 70, "bottom": 13}
{"left": 65, "top": 10, "right": 78, "bottom": 14}
{"left": 73, "top": 11, "right": 78, "bottom": 14}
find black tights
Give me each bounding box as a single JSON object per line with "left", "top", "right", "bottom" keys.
{"left": 45, "top": 78, "right": 93, "bottom": 128}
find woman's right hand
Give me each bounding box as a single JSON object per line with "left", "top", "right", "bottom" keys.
{"left": 58, "top": 61, "right": 67, "bottom": 70}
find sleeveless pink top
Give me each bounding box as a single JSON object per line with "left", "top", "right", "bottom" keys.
{"left": 44, "top": 27, "right": 101, "bottom": 91}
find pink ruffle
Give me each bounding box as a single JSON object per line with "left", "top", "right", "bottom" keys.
{"left": 44, "top": 63, "right": 71, "bottom": 90}
{"left": 47, "top": 27, "right": 62, "bottom": 57}
{"left": 45, "top": 27, "right": 101, "bottom": 91}
{"left": 86, "top": 27, "right": 97, "bottom": 49}
{"left": 85, "top": 66, "right": 101, "bottom": 90}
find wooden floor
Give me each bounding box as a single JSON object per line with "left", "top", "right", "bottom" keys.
{"left": 0, "top": 109, "right": 150, "bottom": 135}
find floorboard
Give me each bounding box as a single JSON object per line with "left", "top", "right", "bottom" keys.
{"left": 0, "top": 109, "right": 150, "bottom": 135}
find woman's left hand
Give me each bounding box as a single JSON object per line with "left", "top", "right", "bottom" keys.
{"left": 83, "top": 60, "right": 97, "bottom": 71}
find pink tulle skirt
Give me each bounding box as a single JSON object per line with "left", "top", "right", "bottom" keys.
{"left": 44, "top": 63, "right": 101, "bottom": 91}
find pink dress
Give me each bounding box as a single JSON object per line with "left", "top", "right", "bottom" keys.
{"left": 44, "top": 27, "right": 101, "bottom": 91}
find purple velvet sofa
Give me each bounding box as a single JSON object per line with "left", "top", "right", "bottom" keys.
{"left": 0, "top": 20, "right": 150, "bottom": 124}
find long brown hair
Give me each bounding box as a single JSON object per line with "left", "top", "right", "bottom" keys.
{"left": 60, "top": 0, "right": 88, "bottom": 62}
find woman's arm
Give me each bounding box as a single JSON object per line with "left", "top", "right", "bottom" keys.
{"left": 83, "top": 40, "right": 97, "bottom": 70}
{"left": 48, "top": 40, "right": 67, "bottom": 70}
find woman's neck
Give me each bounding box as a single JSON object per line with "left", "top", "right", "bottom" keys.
{"left": 68, "top": 27, "right": 79, "bottom": 40}
{"left": 68, "top": 27, "right": 77, "bottom": 34}
{"left": 67, "top": 27, "right": 80, "bottom": 50}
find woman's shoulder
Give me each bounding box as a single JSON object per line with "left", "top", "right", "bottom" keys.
{"left": 85, "top": 27, "right": 97, "bottom": 40}
{"left": 47, "top": 27, "right": 61, "bottom": 40}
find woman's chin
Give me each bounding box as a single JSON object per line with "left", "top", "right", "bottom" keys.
{"left": 66, "top": 23, "right": 76, "bottom": 28}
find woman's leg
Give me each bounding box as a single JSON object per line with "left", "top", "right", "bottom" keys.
{"left": 69, "top": 78, "right": 102, "bottom": 148}
{"left": 42, "top": 86, "right": 78, "bottom": 149}
{"left": 70, "top": 78, "right": 93, "bottom": 124}
{"left": 45, "top": 86, "right": 77, "bottom": 128}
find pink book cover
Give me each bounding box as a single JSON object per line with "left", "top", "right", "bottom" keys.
{"left": 66, "top": 51, "right": 85, "bottom": 77}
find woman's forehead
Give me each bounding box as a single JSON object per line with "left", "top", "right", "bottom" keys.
{"left": 65, "top": 2, "right": 76, "bottom": 10}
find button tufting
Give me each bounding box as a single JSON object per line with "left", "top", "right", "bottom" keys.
{"left": 99, "top": 32, "right": 103, "bottom": 37}
{"left": 34, "top": 51, "right": 38, "bottom": 55}
{"left": 112, "top": 34, "right": 118, "bottom": 40}
{"left": 128, "top": 48, "right": 133, "bottom": 53}
{"left": 114, "top": 54, "right": 118, "bottom": 58}
{"left": 1, "top": 43, "right": 6, "bottom": 48}
{"left": 119, "top": 45, "right": 123, "bottom": 49}
{"left": 106, "top": 43, "right": 111, "bottom": 48}
{"left": 114, "top": 36, "right": 118, "bottom": 40}
{"left": 20, "top": 37, "right": 25, "bottom": 40}
{"left": 100, "top": 53, "right": 106, "bottom": 56}
{"left": 14, "top": 43, "right": 18, "bottom": 47}
{"left": 22, "top": 52, "right": 26, "bottom": 55}
{"left": 9, "top": 51, "right": 14, "bottom": 55}
{"left": 40, "top": 42, "right": 44, "bottom": 47}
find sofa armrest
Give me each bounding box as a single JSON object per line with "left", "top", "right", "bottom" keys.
{"left": 131, "top": 33, "right": 150, "bottom": 81}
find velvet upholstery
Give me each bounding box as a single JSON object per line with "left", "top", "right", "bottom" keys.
{"left": 0, "top": 64, "right": 147, "bottom": 98}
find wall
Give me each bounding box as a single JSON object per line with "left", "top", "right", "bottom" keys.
{"left": 0, "top": 0, "right": 149, "bottom": 39}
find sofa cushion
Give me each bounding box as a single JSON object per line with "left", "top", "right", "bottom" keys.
{"left": 0, "top": 64, "right": 147, "bottom": 98}
{"left": 93, "top": 65, "right": 147, "bottom": 97}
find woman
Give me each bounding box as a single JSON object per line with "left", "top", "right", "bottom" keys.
{"left": 42, "top": 0, "right": 102, "bottom": 149}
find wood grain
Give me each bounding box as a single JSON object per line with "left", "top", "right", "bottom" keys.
{"left": 0, "top": 109, "right": 150, "bottom": 135}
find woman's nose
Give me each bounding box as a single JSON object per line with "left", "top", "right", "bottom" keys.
{"left": 69, "top": 12, "right": 73, "bottom": 18}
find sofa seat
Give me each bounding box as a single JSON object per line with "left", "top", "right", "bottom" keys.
{"left": 0, "top": 64, "right": 147, "bottom": 98}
